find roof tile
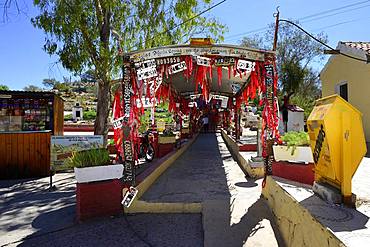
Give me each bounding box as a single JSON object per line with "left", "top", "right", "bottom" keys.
{"left": 341, "top": 42, "right": 370, "bottom": 55}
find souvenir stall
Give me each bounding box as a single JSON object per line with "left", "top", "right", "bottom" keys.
{"left": 0, "top": 91, "right": 64, "bottom": 179}
{"left": 111, "top": 39, "right": 279, "bottom": 188}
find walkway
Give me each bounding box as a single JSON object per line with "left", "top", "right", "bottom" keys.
{"left": 1, "top": 133, "right": 283, "bottom": 246}
{"left": 0, "top": 175, "right": 202, "bottom": 247}
{"left": 142, "top": 133, "right": 283, "bottom": 247}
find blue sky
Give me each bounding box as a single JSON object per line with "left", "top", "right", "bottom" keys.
{"left": 1, "top": 0, "right": 370, "bottom": 90}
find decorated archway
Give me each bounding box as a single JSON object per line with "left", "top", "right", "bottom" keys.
{"left": 112, "top": 39, "right": 279, "bottom": 186}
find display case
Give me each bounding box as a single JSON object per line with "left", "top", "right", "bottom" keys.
{"left": 0, "top": 91, "right": 64, "bottom": 179}
{"left": 0, "top": 91, "right": 64, "bottom": 135}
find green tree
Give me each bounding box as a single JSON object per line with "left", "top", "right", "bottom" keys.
{"left": 23, "top": 85, "right": 43, "bottom": 91}
{"left": 42, "top": 78, "right": 60, "bottom": 89}
{"left": 81, "top": 69, "right": 97, "bottom": 83}
{"left": 241, "top": 21, "right": 327, "bottom": 117}
{"left": 32, "top": 0, "right": 226, "bottom": 140}
{"left": 0, "top": 84, "right": 9, "bottom": 90}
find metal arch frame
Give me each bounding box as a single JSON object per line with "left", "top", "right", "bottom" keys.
{"left": 124, "top": 43, "right": 275, "bottom": 63}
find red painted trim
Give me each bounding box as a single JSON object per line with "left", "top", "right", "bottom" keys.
{"left": 239, "top": 144, "right": 257, "bottom": 152}
{"left": 272, "top": 161, "right": 314, "bottom": 185}
{"left": 76, "top": 179, "right": 123, "bottom": 221}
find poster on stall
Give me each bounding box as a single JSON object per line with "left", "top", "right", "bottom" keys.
{"left": 51, "top": 135, "right": 104, "bottom": 171}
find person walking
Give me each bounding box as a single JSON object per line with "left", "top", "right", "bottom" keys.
{"left": 202, "top": 115, "right": 209, "bottom": 133}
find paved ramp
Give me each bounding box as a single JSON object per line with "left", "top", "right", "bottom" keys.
{"left": 142, "top": 133, "right": 284, "bottom": 247}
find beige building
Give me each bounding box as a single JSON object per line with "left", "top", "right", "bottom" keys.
{"left": 320, "top": 42, "right": 370, "bottom": 141}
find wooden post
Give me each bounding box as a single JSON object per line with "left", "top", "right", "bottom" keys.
{"left": 234, "top": 102, "right": 239, "bottom": 140}
{"left": 122, "top": 57, "right": 135, "bottom": 186}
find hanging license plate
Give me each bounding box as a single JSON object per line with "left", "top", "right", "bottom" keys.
{"left": 231, "top": 83, "right": 241, "bottom": 93}
{"left": 156, "top": 56, "right": 181, "bottom": 65}
{"left": 168, "top": 61, "right": 187, "bottom": 75}
{"left": 237, "top": 59, "right": 255, "bottom": 72}
{"left": 112, "top": 117, "right": 124, "bottom": 129}
{"left": 135, "top": 59, "right": 156, "bottom": 69}
{"left": 196, "top": 56, "right": 211, "bottom": 67}
{"left": 137, "top": 67, "right": 158, "bottom": 81}
{"left": 122, "top": 186, "right": 138, "bottom": 208}
{"left": 214, "top": 57, "right": 235, "bottom": 66}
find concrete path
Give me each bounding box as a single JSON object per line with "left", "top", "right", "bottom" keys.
{"left": 0, "top": 173, "right": 76, "bottom": 246}
{"left": 0, "top": 174, "right": 203, "bottom": 247}
{"left": 1, "top": 133, "right": 282, "bottom": 247}
{"left": 142, "top": 133, "right": 284, "bottom": 247}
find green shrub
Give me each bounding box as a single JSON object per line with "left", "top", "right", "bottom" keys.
{"left": 66, "top": 148, "right": 110, "bottom": 168}
{"left": 281, "top": 131, "right": 310, "bottom": 155}
{"left": 64, "top": 114, "right": 73, "bottom": 121}
{"left": 107, "top": 139, "right": 115, "bottom": 146}
{"left": 83, "top": 110, "right": 97, "bottom": 120}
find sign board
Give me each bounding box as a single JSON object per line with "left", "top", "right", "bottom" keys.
{"left": 135, "top": 59, "right": 156, "bottom": 69}
{"left": 237, "top": 59, "right": 255, "bottom": 72}
{"left": 221, "top": 97, "right": 228, "bottom": 108}
{"left": 136, "top": 97, "right": 157, "bottom": 108}
{"left": 137, "top": 66, "right": 158, "bottom": 81}
{"left": 214, "top": 57, "right": 235, "bottom": 66}
{"left": 168, "top": 61, "right": 187, "bottom": 74}
{"left": 129, "top": 45, "right": 266, "bottom": 62}
{"left": 188, "top": 101, "right": 198, "bottom": 107}
{"left": 189, "top": 94, "right": 201, "bottom": 100}
{"left": 157, "top": 121, "right": 166, "bottom": 132}
{"left": 51, "top": 135, "right": 104, "bottom": 171}
{"left": 122, "top": 61, "right": 136, "bottom": 186}
{"left": 196, "top": 56, "right": 211, "bottom": 67}
{"left": 231, "top": 83, "right": 242, "bottom": 93}
{"left": 156, "top": 56, "right": 181, "bottom": 65}
{"left": 112, "top": 117, "right": 124, "bottom": 129}
{"left": 0, "top": 94, "right": 12, "bottom": 99}
{"left": 122, "top": 186, "right": 138, "bottom": 208}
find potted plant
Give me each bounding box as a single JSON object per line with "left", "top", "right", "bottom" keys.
{"left": 273, "top": 131, "right": 314, "bottom": 163}
{"left": 67, "top": 148, "right": 124, "bottom": 183}
{"left": 106, "top": 139, "right": 117, "bottom": 154}
{"left": 158, "top": 129, "right": 176, "bottom": 144}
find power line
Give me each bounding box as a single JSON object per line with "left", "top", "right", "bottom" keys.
{"left": 298, "top": 0, "right": 370, "bottom": 21}
{"left": 224, "top": 0, "right": 370, "bottom": 41}
{"left": 158, "top": 0, "right": 227, "bottom": 36}
{"left": 278, "top": 19, "right": 369, "bottom": 63}
{"left": 300, "top": 3, "right": 370, "bottom": 24}
{"left": 312, "top": 16, "right": 370, "bottom": 32}
{"left": 224, "top": 27, "right": 269, "bottom": 40}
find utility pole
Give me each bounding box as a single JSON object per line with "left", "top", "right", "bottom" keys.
{"left": 272, "top": 6, "right": 280, "bottom": 51}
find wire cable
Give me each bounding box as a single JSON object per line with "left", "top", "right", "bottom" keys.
{"left": 157, "top": 0, "right": 227, "bottom": 36}
{"left": 311, "top": 16, "right": 370, "bottom": 32}
{"left": 224, "top": 0, "right": 370, "bottom": 41}
{"left": 301, "top": 3, "right": 370, "bottom": 24}
{"left": 298, "top": 0, "right": 370, "bottom": 21}
{"left": 278, "top": 19, "right": 369, "bottom": 63}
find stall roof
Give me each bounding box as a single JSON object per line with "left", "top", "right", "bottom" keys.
{"left": 0, "top": 90, "right": 64, "bottom": 101}
{"left": 124, "top": 43, "right": 275, "bottom": 98}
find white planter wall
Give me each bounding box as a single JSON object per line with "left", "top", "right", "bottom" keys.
{"left": 74, "top": 164, "right": 124, "bottom": 183}
{"left": 273, "top": 145, "right": 314, "bottom": 164}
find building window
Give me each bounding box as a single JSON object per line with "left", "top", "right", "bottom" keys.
{"left": 335, "top": 82, "right": 348, "bottom": 101}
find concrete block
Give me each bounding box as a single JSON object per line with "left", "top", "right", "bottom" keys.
{"left": 312, "top": 181, "right": 342, "bottom": 204}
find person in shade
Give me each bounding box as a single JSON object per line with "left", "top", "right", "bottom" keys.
{"left": 202, "top": 115, "right": 209, "bottom": 133}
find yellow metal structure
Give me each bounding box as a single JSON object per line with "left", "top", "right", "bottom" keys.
{"left": 307, "top": 94, "right": 367, "bottom": 204}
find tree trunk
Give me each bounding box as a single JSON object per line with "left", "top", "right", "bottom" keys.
{"left": 94, "top": 80, "right": 111, "bottom": 144}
